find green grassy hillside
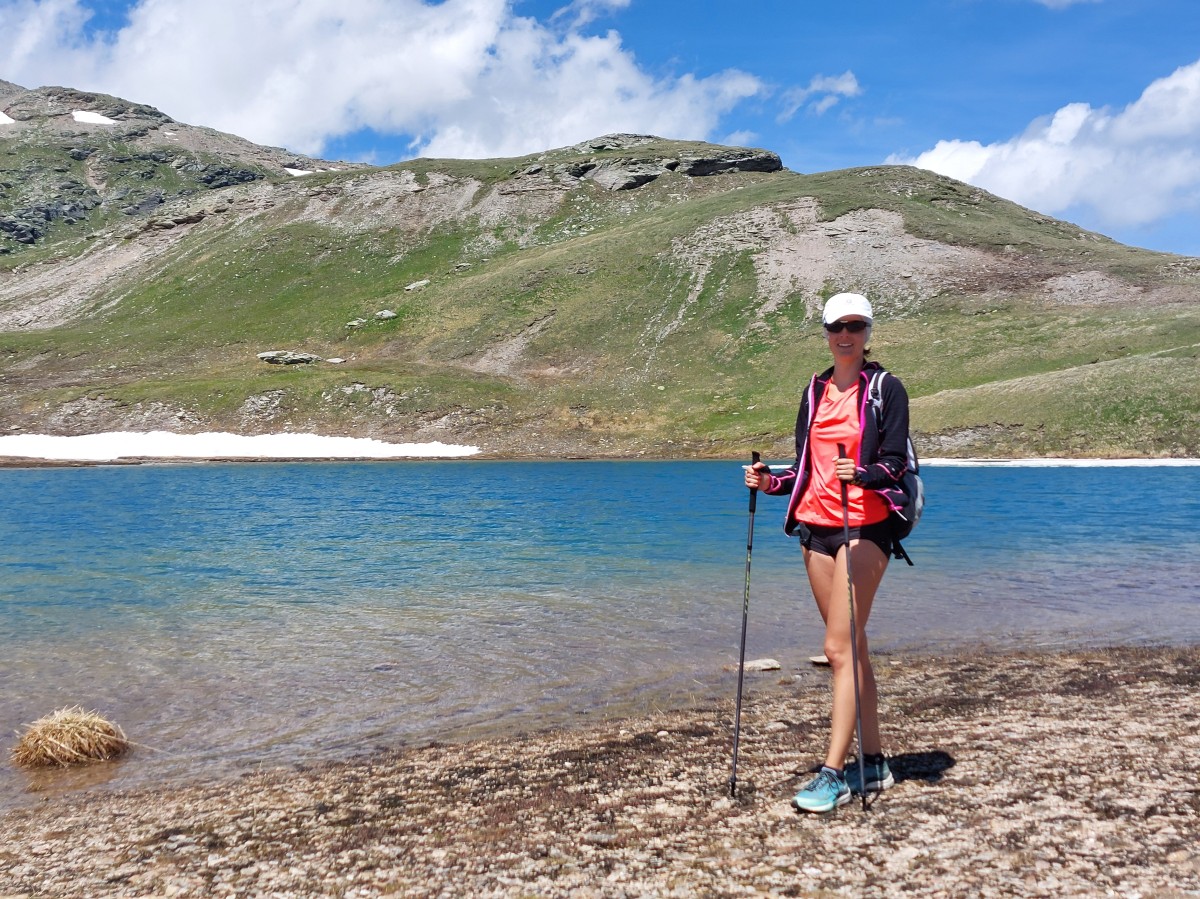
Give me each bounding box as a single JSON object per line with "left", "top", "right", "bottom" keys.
{"left": 0, "top": 106, "right": 1197, "bottom": 458}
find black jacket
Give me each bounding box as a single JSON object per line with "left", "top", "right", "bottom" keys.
{"left": 761, "top": 361, "right": 912, "bottom": 536}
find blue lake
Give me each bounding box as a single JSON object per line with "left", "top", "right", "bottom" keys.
{"left": 1, "top": 460, "right": 1198, "bottom": 809}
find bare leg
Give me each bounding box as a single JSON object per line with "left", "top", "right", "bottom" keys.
{"left": 803, "top": 539, "right": 889, "bottom": 769}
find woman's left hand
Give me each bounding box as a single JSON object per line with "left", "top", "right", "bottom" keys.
{"left": 835, "top": 456, "right": 858, "bottom": 482}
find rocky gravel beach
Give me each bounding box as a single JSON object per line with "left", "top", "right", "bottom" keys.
{"left": 2, "top": 645, "right": 1198, "bottom": 898}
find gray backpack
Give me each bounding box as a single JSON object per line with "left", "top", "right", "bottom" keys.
{"left": 868, "top": 370, "right": 924, "bottom": 564}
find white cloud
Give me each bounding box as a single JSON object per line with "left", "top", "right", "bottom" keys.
{"left": 417, "top": 26, "right": 763, "bottom": 159}
{"left": 890, "top": 59, "right": 1200, "bottom": 229}
{"left": 0, "top": 0, "right": 100, "bottom": 87}
{"left": 778, "top": 71, "right": 861, "bottom": 122}
{"left": 721, "top": 129, "right": 758, "bottom": 148}
{"left": 0, "top": 0, "right": 763, "bottom": 160}
{"left": 550, "top": 0, "right": 631, "bottom": 29}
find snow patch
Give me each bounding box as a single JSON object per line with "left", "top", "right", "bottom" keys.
{"left": 0, "top": 432, "right": 480, "bottom": 462}
{"left": 0, "top": 111, "right": 14, "bottom": 125}
{"left": 73, "top": 110, "right": 118, "bottom": 125}
{"left": 285, "top": 167, "right": 314, "bottom": 177}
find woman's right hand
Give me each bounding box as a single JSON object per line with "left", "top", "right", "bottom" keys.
{"left": 743, "top": 463, "right": 769, "bottom": 491}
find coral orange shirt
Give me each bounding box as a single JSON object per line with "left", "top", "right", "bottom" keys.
{"left": 795, "top": 380, "right": 890, "bottom": 528}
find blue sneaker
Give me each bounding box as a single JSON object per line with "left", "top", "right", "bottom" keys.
{"left": 791, "top": 767, "right": 851, "bottom": 813}
{"left": 845, "top": 757, "right": 894, "bottom": 795}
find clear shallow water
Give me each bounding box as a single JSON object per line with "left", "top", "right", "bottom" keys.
{"left": 2, "top": 460, "right": 1198, "bottom": 810}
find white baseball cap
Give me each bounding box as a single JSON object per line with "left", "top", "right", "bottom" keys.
{"left": 822, "top": 292, "right": 873, "bottom": 325}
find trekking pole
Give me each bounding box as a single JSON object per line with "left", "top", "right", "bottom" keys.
{"left": 837, "top": 443, "right": 869, "bottom": 812}
{"left": 728, "top": 450, "right": 761, "bottom": 798}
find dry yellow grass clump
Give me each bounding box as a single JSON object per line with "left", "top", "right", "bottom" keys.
{"left": 11, "top": 706, "right": 129, "bottom": 768}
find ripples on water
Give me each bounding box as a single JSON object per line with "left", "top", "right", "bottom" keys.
{"left": 1, "top": 460, "right": 1197, "bottom": 809}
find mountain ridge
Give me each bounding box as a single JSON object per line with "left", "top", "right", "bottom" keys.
{"left": 1, "top": 85, "right": 1197, "bottom": 458}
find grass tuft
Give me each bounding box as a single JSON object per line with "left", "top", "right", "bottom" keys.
{"left": 11, "top": 706, "right": 130, "bottom": 768}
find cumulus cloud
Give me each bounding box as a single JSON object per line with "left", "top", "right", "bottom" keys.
{"left": 0, "top": 0, "right": 763, "bottom": 160}
{"left": 890, "top": 59, "right": 1200, "bottom": 229}
{"left": 777, "top": 71, "right": 861, "bottom": 122}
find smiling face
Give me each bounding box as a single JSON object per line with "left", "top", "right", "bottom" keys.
{"left": 824, "top": 316, "right": 871, "bottom": 362}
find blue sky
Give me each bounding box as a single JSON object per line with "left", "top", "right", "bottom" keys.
{"left": 3, "top": 0, "right": 1199, "bottom": 255}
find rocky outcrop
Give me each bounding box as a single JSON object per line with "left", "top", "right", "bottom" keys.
{"left": 0, "top": 166, "right": 103, "bottom": 249}
{"left": 1, "top": 86, "right": 173, "bottom": 125}
{"left": 192, "top": 165, "right": 264, "bottom": 188}
{"left": 677, "top": 147, "right": 782, "bottom": 176}
{"left": 587, "top": 160, "right": 668, "bottom": 191}
{"left": 559, "top": 134, "right": 782, "bottom": 191}
{"left": 0, "top": 84, "right": 350, "bottom": 252}
{"left": 574, "top": 133, "right": 658, "bottom": 152}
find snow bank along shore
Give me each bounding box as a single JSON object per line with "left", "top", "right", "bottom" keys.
{"left": 0, "top": 431, "right": 480, "bottom": 462}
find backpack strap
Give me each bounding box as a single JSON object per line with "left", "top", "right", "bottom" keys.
{"left": 868, "top": 369, "right": 886, "bottom": 412}
{"left": 869, "top": 369, "right": 916, "bottom": 566}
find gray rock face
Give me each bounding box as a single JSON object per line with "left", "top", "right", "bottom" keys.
{"left": 0, "top": 168, "right": 104, "bottom": 248}
{"left": 676, "top": 149, "right": 782, "bottom": 176}
{"left": 560, "top": 134, "right": 781, "bottom": 190}
{"left": 194, "top": 166, "right": 263, "bottom": 188}
{"left": 587, "top": 161, "right": 669, "bottom": 191}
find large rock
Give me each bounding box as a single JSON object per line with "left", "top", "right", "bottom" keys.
{"left": 257, "top": 350, "right": 323, "bottom": 365}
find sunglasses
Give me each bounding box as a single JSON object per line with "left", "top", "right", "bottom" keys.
{"left": 824, "top": 320, "right": 870, "bottom": 334}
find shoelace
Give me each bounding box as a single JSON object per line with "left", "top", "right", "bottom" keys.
{"left": 807, "top": 770, "right": 841, "bottom": 794}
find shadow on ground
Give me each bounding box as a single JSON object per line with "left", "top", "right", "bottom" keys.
{"left": 889, "top": 749, "right": 955, "bottom": 784}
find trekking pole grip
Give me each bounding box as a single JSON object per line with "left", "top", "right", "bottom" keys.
{"left": 749, "top": 450, "right": 761, "bottom": 512}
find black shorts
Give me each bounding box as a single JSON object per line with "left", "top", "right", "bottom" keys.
{"left": 797, "top": 520, "right": 893, "bottom": 559}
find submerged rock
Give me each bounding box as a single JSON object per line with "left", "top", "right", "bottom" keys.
{"left": 743, "top": 658, "right": 782, "bottom": 672}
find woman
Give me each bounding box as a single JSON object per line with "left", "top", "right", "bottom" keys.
{"left": 744, "top": 292, "right": 911, "bottom": 813}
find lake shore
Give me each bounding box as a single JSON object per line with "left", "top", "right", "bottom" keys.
{"left": 2, "top": 644, "right": 1197, "bottom": 898}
